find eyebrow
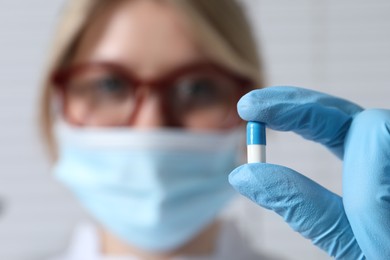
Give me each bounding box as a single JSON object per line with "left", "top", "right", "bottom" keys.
{"left": 52, "top": 60, "right": 252, "bottom": 89}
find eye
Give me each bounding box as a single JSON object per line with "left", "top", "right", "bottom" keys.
{"left": 95, "top": 76, "right": 128, "bottom": 96}
{"left": 175, "top": 78, "right": 223, "bottom": 106}
{"left": 167, "top": 75, "right": 238, "bottom": 128}
{"left": 81, "top": 75, "right": 135, "bottom": 104}
{"left": 66, "top": 74, "right": 133, "bottom": 104}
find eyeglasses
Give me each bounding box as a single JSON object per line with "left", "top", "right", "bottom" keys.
{"left": 52, "top": 62, "right": 253, "bottom": 129}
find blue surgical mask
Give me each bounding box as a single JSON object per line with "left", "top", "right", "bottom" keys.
{"left": 53, "top": 121, "right": 243, "bottom": 252}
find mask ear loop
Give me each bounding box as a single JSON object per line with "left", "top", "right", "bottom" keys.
{"left": 50, "top": 69, "right": 77, "bottom": 126}
{"left": 50, "top": 84, "right": 67, "bottom": 124}
{"left": 0, "top": 195, "right": 6, "bottom": 218}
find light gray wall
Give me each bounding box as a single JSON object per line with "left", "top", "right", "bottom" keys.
{"left": 0, "top": 1, "right": 88, "bottom": 259}
{"left": 0, "top": 0, "right": 389, "bottom": 259}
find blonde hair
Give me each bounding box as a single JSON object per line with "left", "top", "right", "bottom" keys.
{"left": 40, "top": 0, "right": 265, "bottom": 157}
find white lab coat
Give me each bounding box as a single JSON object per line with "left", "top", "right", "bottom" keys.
{"left": 48, "top": 218, "right": 277, "bottom": 260}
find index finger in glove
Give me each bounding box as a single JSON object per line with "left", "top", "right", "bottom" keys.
{"left": 238, "top": 86, "right": 363, "bottom": 157}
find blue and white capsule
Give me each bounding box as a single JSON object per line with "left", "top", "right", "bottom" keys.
{"left": 247, "top": 121, "right": 266, "bottom": 163}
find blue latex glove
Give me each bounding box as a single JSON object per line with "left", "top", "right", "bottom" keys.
{"left": 229, "top": 86, "right": 390, "bottom": 259}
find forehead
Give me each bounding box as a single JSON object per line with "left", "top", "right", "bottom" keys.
{"left": 71, "top": 0, "right": 206, "bottom": 78}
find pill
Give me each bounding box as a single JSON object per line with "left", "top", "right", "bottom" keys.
{"left": 247, "top": 121, "right": 266, "bottom": 163}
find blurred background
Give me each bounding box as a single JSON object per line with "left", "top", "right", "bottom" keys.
{"left": 0, "top": 0, "right": 389, "bottom": 259}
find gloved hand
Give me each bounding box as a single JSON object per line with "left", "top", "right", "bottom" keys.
{"left": 229, "top": 86, "right": 390, "bottom": 259}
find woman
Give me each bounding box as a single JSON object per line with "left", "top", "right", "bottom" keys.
{"left": 41, "top": 0, "right": 269, "bottom": 259}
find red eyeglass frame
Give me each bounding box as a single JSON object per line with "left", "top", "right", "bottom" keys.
{"left": 51, "top": 61, "right": 254, "bottom": 127}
